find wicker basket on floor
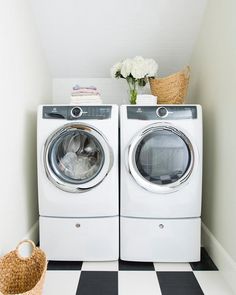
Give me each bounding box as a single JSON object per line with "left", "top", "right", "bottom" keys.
{"left": 149, "top": 66, "right": 190, "bottom": 104}
{"left": 0, "top": 240, "right": 47, "bottom": 295}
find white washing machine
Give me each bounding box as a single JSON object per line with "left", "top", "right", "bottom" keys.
{"left": 37, "top": 105, "right": 119, "bottom": 261}
{"left": 120, "top": 105, "right": 202, "bottom": 262}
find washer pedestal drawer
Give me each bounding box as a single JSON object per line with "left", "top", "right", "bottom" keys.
{"left": 120, "top": 216, "right": 201, "bottom": 262}
{"left": 40, "top": 216, "right": 119, "bottom": 261}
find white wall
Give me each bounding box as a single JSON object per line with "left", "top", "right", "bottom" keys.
{"left": 30, "top": 0, "right": 206, "bottom": 78}
{"left": 188, "top": 0, "right": 236, "bottom": 290}
{"left": 0, "top": 0, "right": 52, "bottom": 254}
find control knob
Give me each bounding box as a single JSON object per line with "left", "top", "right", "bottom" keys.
{"left": 156, "top": 107, "right": 168, "bottom": 118}
{"left": 71, "top": 107, "right": 82, "bottom": 118}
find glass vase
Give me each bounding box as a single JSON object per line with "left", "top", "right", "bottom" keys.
{"left": 127, "top": 80, "right": 143, "bottom": 104}
{"left": 129, "top": 88, "right": 137, "bottom": 104}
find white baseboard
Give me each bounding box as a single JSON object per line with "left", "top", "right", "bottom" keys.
{"left": 202, "top": 222, "right": 236, "bottom": 293}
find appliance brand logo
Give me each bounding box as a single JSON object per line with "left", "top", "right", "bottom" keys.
{"left": 136, "top": 108, "right": 142, "bottom": 113}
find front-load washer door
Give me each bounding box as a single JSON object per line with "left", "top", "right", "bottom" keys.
{"left": 128, "top": 123, "right": 198, "bottom": 193}
{"left": 44, "top": 123, "right": 113, "bottom": 193}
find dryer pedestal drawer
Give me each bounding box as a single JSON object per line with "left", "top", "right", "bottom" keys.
{"left": 40, "top": 216, "right": 119, "bottom": 261}
{"left": 120, "top": 217, "right": 201, "bottom": 262}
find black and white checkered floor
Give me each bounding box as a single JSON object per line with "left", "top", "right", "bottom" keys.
{"left": 43, "top": 248, "right": 234, "bottom": 295}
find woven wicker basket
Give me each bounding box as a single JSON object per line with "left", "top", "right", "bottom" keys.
{"left": 149, "top": 66, "right": 190, "bottom": 104}
{"left": 0, "top": 240, "right": 47, "bottom": 295}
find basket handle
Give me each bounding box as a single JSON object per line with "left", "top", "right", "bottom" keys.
{"left": 16, "top": 239, "right": 36, "bottom": 260}
{"left": 184, "top": 66, "right": 190, "bottom": 79}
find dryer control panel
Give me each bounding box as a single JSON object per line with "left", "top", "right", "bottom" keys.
{"left": 43, "top": 105, "right": 112, "bottom": 120}
{"left": 127, "top": 106, "right": 197, "bottom": 120}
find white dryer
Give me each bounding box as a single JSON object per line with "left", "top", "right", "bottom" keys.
{"left": 120, "top": 105, "right": 202, "bottom": 262}
{"left": 37, "top": 105, "right": 119, "bottom": 261}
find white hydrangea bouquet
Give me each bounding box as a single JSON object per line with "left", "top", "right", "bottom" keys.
{"left": 111, "top": 56, "right": 158, "bottom": 104}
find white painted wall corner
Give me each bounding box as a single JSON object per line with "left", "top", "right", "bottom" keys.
{"left": 18, "top": 220, "right": 39, "bottom": 258}
{"left": 202, "top": 222, "right": 236, "bottom": 294}
{"left": 23, "top": 220, "right": 39, "bottom": 245}
{"left": 0, "top": 220, "right": 39, "bottom": 258}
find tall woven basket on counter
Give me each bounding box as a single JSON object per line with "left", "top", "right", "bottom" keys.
{"left": 0, "top": 240, "right": 47, "bottom": 295}
{"left": 149, "top": 66, "right": 190, "bottom": 104}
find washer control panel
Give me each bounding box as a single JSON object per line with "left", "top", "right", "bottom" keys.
{"left": 127, "top": 106, "right": 197, "bottom": 120}
{"left": 43, "top": 106, "right": 112, "bottom": 120}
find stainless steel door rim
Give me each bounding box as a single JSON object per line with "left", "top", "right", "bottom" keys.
{"left": 128, "top": 123, "right": 198, "bottom": 194}
{"left": 44, "top": 123, "right": 114, "bottom": 193}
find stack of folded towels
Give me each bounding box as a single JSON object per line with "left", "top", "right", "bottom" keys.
{"left": 70, "top": 85, "right": 103, "bottom": 105}
{"left": 136, "top": 94, "right": 157, "bottom": 105}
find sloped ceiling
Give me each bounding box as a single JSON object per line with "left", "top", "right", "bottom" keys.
{"left": 30, "top": 0, "right": 207, "bottom": 78}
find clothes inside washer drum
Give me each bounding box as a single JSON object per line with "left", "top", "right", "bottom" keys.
{"left": 57, "top": 133, "right": 102, "bottom": 180}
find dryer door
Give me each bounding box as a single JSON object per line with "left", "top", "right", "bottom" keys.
{"left": 128, "top": 124, "right": 198, "bottom": 193}
{"left": 44, "top": 123, "right": 113, "bottom": 193}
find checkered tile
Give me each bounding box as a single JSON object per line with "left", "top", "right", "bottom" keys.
{"left": 43, "top": 248, "right": 234, "bottom": 295}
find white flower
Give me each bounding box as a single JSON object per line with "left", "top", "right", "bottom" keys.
{"left": 133, "top": 56, "right": 145, "bottom": 63}
{"left": 110, "top": 62, "right": 122, "bottom": 78}
{"left": 145, "top": 58, "right": 158, "bottom": 77}
{"left": 120, "top": 58, "right": 133, "bottom": 78}
{"left": 111, "top": 56, "right": 158, "bottom": 80}
{"left": 131, "top": 56, "right": 147, "bottom": 79}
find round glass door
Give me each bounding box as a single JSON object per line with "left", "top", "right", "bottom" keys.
{"left": 44, "top": 124, "right": 113, "bottom": 192}
{"left": 128, "top": 125, "right": 195, "bottom": 193}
